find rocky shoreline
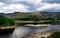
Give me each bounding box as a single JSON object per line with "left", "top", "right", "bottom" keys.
{"left": 21, "top": 30, "right": 60, "bottom": 38}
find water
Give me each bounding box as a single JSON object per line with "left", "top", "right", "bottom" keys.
{"left": 0, "top": 29, "right": 14, "bottom": 38}
{"left": 12, "top": 25, "right": 60, "bottom": 38}
{"left": 0, "top": 25, "right": 60, "bottom": 38}
{"left": 0, "top": 33, "right": 12, "bottom": 38}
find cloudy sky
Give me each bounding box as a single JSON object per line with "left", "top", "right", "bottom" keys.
{"left": 0, "top": 0, "right": 60, "bottom": 13}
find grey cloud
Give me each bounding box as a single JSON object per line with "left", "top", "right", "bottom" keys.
{"left": 42, "top": 0, "right": 60, "bottom": 3}
{"left": 1, "top": 0, "right": 60, "bottom": 4}
{"left": 43, "top": 9, "right": 60, "bottom": 12}
{"left": 19, "top": 1, "right": 36, "bottom": 11}
{"left": 0, "top": 0, "right": 60, "bottom": 13}
{"left": 0, "top": 0, "right": 9, "bottom": 3}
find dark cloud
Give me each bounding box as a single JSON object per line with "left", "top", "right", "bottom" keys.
{"left": 0, "top": 0, "right": 60, "bottom": 13}
{"left": 42, "top": 0, "right": 60, "bottom": 3}
{"left": 0, "top": 0, "right": 9, "bottom": 3}
{"left": 42, "top": 8, "right": 60, "bottom": 12}
{"left": 19, "top": 1, "right": 36, "bottom": 11}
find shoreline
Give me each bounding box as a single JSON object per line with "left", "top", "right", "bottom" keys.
{"left": 0, "top": 26, "right": 16, "bottom": 30}
{"left": 25, "top": 24, "right": 50, "bottom": 27}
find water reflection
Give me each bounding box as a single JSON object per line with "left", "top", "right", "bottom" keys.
{"left": 12, "top": 25, "right": 60, "bottom": 38}
{"left": 0, "top": 34, "right": 12, "bottom": 38}
{"left": 0, "top": 28, "right": 14, "bottom": 38}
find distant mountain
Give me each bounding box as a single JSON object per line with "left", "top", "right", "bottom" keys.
{"left": 0, "top": 12, "right": 60, "bottom": 18}
{"left": 0, "top": 12, "right": 19, "bottom": 17}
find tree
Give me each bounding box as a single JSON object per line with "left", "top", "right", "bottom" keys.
{"left": 0, "top": 15, "right": 15, "bottom": 26}
{"left": 29, "top": 15, "right": 40, "bottom": 21}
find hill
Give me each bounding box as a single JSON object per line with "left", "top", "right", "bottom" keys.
{"left": 0, "top": 12, "right": 60, "bottom": 20}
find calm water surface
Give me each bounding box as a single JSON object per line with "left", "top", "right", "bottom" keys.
{"left": 12, "top": 25, "right": 60, "bottom": 38}
{"left": 0, "top": 25, "right": 60, "bottom": 38}
{"left": 0, "top": 33, "right": 12, "bottom": 38}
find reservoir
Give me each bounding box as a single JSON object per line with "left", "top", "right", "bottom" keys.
{"left": 12, "top": 25, "right": 60, "bottom": 38}
{"left": 0, "top": 25, "right": 60, "bottom": 38}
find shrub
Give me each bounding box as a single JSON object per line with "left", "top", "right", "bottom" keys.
{"left": 0, "top": 15, "right": 15, "bottom": 26}
{"left": 48, "top": 32, "right": 60, "bottom": 38}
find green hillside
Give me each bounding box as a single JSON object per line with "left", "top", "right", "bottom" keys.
{"left": 0, "top": 12, "right": 60, "bottom": 25}
{"left": 0, "top": 15, "right": 15, "bottom": 26}
{"left": 10, "top": 12, "right": 60, "bottom": 21}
